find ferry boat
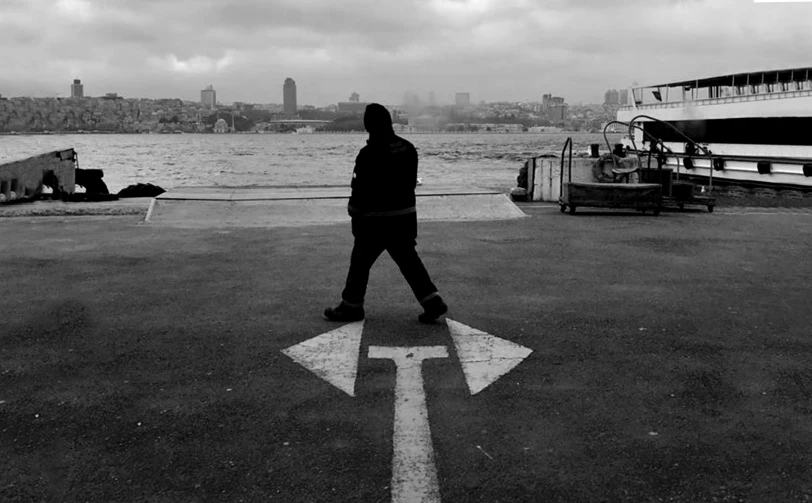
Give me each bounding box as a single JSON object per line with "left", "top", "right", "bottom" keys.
{"left": 616, "top": 67, "right": 812, "bottom": 189}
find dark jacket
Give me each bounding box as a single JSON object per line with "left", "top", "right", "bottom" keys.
{"left": 348, "top": 104, "right": 418, "bottom": 217}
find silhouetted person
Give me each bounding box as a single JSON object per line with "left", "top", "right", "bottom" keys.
{"left": 324, "top": 103, "right": 448, "bottom": 323}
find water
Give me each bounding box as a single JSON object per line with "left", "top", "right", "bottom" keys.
{"left": 0, "top": 132, "right": 622, "bottom": 193}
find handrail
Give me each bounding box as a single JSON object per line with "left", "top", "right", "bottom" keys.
{"left": 628, "top": 114, "right": 714, "bottom": 192}
{"left": 618, "top": 88, "right": 812, "bottom": 111}
{"left": 559, "top": 137, "right": 572, "bottom": 197}
{"left": 603, "top": 120, "right": 673, "bottom": 171}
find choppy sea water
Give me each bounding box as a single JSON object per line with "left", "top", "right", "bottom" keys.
{"left": 0, "top": 132, "right": 622, "bottom": 193}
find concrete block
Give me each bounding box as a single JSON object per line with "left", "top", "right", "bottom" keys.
{"left": 146, "top": 186, "right": 526, "bottom": 228}
{"left": 0, "top": 149, "right": 76, "bottom": 203}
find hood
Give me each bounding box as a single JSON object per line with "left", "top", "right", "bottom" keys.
{"left": 363, "top": 103, "right": 394, "bottom": 138}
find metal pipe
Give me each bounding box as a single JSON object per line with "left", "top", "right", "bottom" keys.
{"left": 559, "top": 137, "right": 572, "bottom": 198}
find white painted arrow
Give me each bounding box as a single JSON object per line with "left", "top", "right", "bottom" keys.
{"left": 369, "top": 346, "right": 448, "bottom": 503}
{"left": 282, "top": 319, "right": 532, "bottom": 503}
{"left": 446, "top": 319, "right": 533, "bottom": 395}
{"left": 281, "top": 321, "right": 364, "bottom": 397}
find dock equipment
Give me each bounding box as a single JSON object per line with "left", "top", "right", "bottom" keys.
{"left": 558, "top": 137, "right": 664, "bottom": 215}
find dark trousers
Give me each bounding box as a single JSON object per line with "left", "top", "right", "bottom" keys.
{"left": 342, "top": 213, "right": 438, "bottom": 306}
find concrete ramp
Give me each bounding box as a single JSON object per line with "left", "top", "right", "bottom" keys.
{"left": 145, "top": 185, "right": 525, "bottom": 228}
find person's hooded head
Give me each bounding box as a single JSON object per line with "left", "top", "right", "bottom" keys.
{"left": 363, "top": 103, "right": 394, "bottom": 140}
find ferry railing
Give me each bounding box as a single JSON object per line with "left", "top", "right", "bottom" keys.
{"left": 559, "top": 137, "right": 572, "bottom": 198}
{"left": 619, "top": 88, "right": 812, "bottom": 111}
{"left": 602, "top": 120, "right": 671, "bottom": 172}
{"left": 628, "top": 114, "right": 714, "bottom": 194}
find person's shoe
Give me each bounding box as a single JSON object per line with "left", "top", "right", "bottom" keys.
{"left": 418, "top": 296, "right": 448, "bottom": 324}
{"left": 323, "top": 302, "right": 365, "bottom": 322}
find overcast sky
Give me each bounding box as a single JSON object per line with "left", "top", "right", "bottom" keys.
{"left": 1, "top": 0, "right": 811, "bottom": 105}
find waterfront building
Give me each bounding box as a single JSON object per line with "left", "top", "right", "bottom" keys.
{"left": 337, "top": 101, "right": 369, "bottom": 114}
{"left": 455, "top": 93, "right": 470, "bottom": 107}
{"left": 71, "top": 79, "right": 84, "bottom": 98}
{"left": 213, "top": 118, "right": 229, "bottom": 133}
{"left": 408, "top": 115, "right": 439, "bottom": 131}
{"left": 349, "top": 92, "right": 360, "bottom": 102}
{"left": 283, "top": 78, "right": 297, "bottom": 116}
{"left": 201, "top": 85, "right": 216, "bottom": 110}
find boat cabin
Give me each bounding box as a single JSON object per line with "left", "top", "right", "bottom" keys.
{"left": 622, "top": 67, "right": 812, "bottom": 109}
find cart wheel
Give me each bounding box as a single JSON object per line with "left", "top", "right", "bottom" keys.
{"left": 708, "top": 204, "right": 714, "bottom": 213}
{"left": 560, "top": 204, "right": 567, "bottom": 213}
{"left": 568, "top": 205, "right": 576, "bottom": 214}
{"left": 678, "top": 203, "right": 684, "bottom": 210}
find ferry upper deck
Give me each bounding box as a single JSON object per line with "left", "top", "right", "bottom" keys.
{"left": 620, "top": 67, "right": 812, "bottom": 109}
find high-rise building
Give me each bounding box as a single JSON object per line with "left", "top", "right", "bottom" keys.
{"left": 455, "top": 92, "right": 470, "bottom": 107}
{"left": 349, "top": 92, "right": 360, "bottom": 103}
{"left": 549, "top": 104, "right": 568, "bottom": 122}
{"left": 71, "top": 79, "right": 84, "bottom": 98}
{"left": 283, "top": 78, "right": 297, "bottom": 116}
{"left": 201, "top": 85, "right": 216, "bottom": 110}
{"left": 604, "top": 89, "right": 620, "bottom": 105}
{"left": 403, "top": 92, "right": 421, "bottom": 109}
{"left": 619, "top": 89, "right": 629, "bottom": 106}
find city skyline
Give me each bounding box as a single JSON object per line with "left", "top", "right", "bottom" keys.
{"left": 50, "top": 77, "right": 580, "bottom": 108}
{"left": 2, "top": 0, "right": 811, "bottom": 105}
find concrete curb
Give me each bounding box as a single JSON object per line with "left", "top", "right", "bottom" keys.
{"left": 0, "top": 197, "right": 153, "bottom": 218}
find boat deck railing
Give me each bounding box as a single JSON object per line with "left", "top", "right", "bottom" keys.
{"left": 618, "top": 89, "right": 812, "bottom": 112}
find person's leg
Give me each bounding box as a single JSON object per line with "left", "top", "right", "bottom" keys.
{"left": 387, "top": 242, "right": 439, "bottom": 304}
{"left": 385, "top": 215, "right": 447, "bottom": 322}
{"left": 340, "top": 219, "right": 386, "bottom": 307}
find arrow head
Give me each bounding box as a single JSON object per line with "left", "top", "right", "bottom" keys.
{"left": 447, "top": 319, "right": 532, "bottom": 395}
{"left": 282, "top": 321, "right": 364, "bottom": 397}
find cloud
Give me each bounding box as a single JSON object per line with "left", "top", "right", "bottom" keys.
{"left": 1, "top": 0, "right": 812, "bottom": 104}
{"left": 55, "top": 0, "right": 94, "bottom": 21}
{"left": 149, "top": 52, "right": 238, "bottom": 74}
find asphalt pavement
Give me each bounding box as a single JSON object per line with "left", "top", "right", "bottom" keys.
{"left": 2, "top": 206, "right": 812, "bottom": 502}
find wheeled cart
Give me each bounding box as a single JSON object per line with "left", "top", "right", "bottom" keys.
{"left": 557, "top": 138, "right": 664, "bottom": 216}
{"left": 559, "top": 182, "right": 664, "bottom": 215}
{"left": 662, "top": 195, "right": 716, "bottom": 213}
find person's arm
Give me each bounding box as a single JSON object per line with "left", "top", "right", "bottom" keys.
{"left": 348, "top": 149, "right": 367, "bottom": 216}
{"left": 410, "top": 147, "right": 419, "bottom": 189}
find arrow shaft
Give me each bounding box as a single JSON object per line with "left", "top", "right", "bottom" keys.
{"left": 369, "top": 346, "right": 448, "bottom": 503}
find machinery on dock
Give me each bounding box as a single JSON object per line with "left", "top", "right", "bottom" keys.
{"left": 558, "top": 137, "right": 664, "bottom": 215}
{"left": 557, "top": 117, "right": 717, "bottom": 215}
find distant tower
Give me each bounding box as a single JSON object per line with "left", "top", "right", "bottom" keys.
{"left": 349, "top": 92, "right": 360, "bottom": 103}
{"left": 201, "top": 85, "right": 216, "bottom": 110}
{"left": 71, "top": 79, "right": 84, "bottom": 98}
{"left": 604, "top": 89, "right": 619, "bottom": 105}
{"left": 283, "top": 78, "right": 297, "bottom": 116}
{"left": 403, "top": 92, "right": 421, "bottom": 108}
{"left": 454, "top": 92, "right": 470, "bottom": 107}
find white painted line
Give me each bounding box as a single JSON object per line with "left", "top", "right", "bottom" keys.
{"left": 368, "top": 346, "right": 448, "bottom": 503}
{"left": 447, "top": 319, "right": 533, "bottom": 395}
{"left": 144, "top": 198, "right": 156, "bottom": 222}
{"left": 281, "top": 321, "right": 364, "bottom": 396}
